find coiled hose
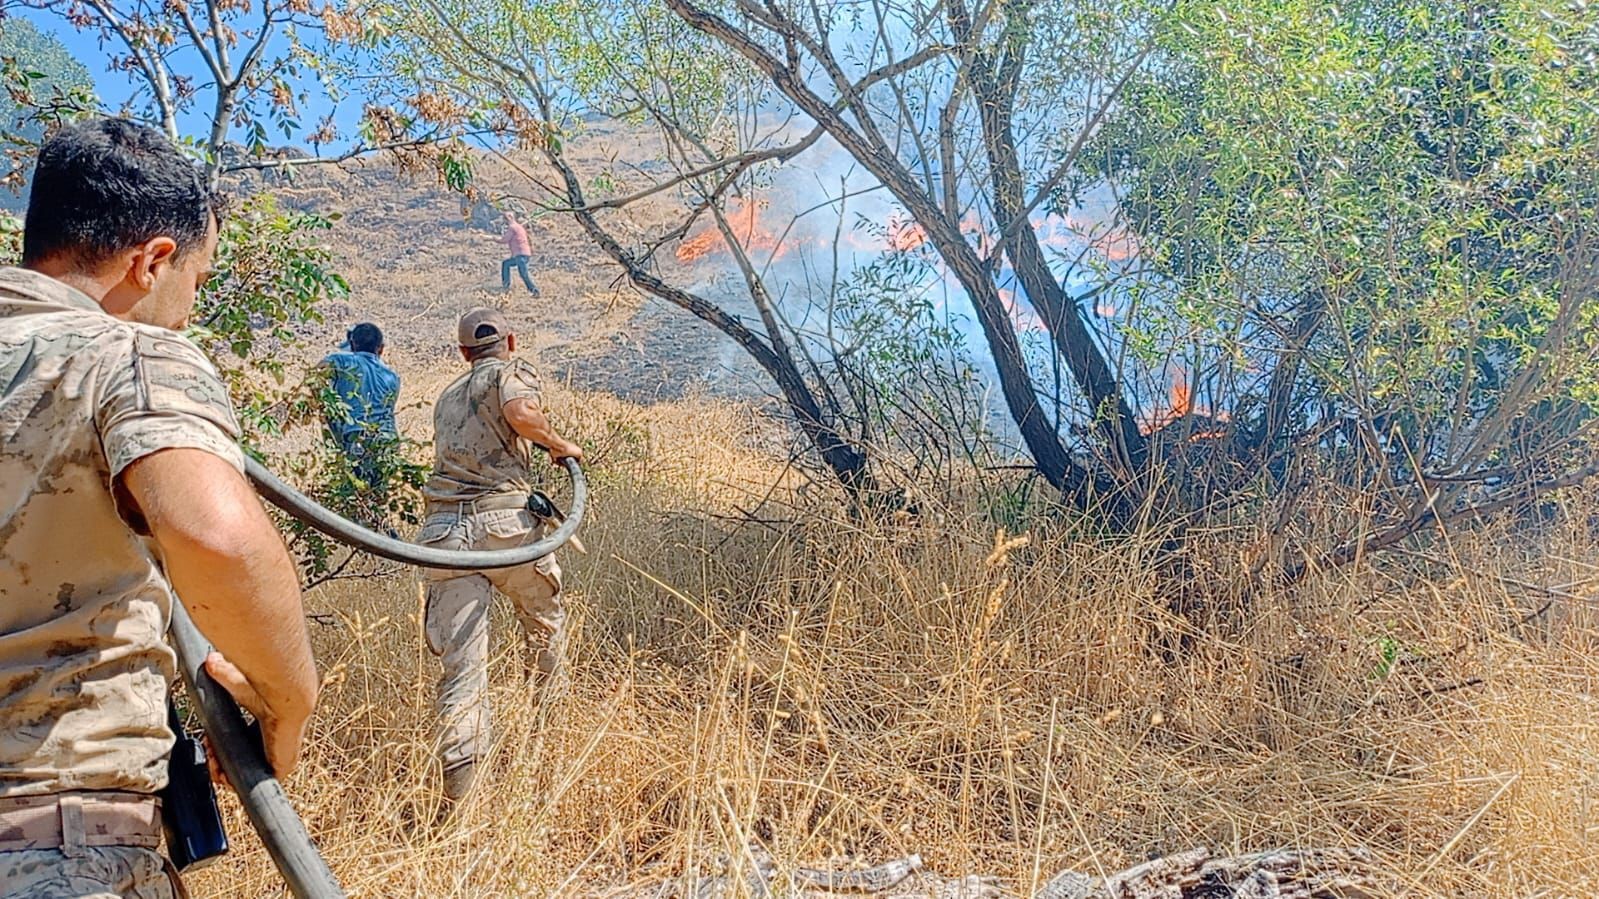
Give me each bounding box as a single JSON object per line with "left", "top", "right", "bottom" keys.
{"left": 170, "top": 457, "right": 588, "bottom": 897}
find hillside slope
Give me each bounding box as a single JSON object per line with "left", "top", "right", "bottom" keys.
{"left": 239, "top": 131, "right": 771, "bottom": 424}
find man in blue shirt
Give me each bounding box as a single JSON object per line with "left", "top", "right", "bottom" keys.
{"left": 321, "top": 322, "right": 400, "bottom": 492}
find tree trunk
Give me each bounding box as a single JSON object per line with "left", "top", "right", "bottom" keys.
{"left": 539, "top": 134, "right": 876, "bottom": 494}
{"left": 663, "top": 0, "right": 1087, "bottom": 495}
{"left": 961, "top": 1, "right": 1148, "bottom": 503}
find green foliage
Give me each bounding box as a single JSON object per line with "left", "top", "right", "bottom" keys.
{"left": 0, "top": 17, "right": 94, "bottom": 196}
{"left": 438, "top": 147, "right": 473, "bottom": 193}
{"left": 187, "top": 193, "right": 349, "bottom": 445}
{"left": 244, "top": 365, "right": 431, "bottom": 583}
{"left": 276, "top": 431, "right": 432, "bottom": 585}
{"left": 836, "top": 255, "right": 974, "bottom": 410}
{"left": 1098, "top": 0, "right": 1599, "bottom": 484}
{"left": 0, "top": 212, "right": 18, "bottom": 260}
{"left": 1372, "top": 634, "right": 1401, "bottom": 680}
{"left": 833, "top": 253, "right": 989, "bottom": 464}
{"left": 0, "top": 18, "right": 93, "bottom": 126}
{"left": 984, "top": 474, "right": 1043, "bottom": 536}
{"left": 179, "top": 194, "right": 429, "bottom": 582}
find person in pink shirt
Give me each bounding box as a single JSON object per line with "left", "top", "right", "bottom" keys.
{"left": 500, "top": 210, "right": 540, "bottom": 295}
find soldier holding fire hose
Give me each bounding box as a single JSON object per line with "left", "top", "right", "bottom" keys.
{"left": 416, "top": 308, "right": 584, "bottom": 803}
{"left": 0, "top": 119, "right": 320, "bottom": 898}
{"left": 0, "top": 117, "right": 586, "bottom": 899}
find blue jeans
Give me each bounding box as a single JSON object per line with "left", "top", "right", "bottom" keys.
{"left": 501, "top": 255, "right": 538, "bottom": 293}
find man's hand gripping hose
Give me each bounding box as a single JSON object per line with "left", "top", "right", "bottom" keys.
{"left": 167, "top": 457, "right": 587, "bottom": 897}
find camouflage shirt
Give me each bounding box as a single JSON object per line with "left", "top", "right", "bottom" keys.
{"left": 0, "top": 267, "right": 244, "bottom": 797}
{"left": 422, "top": 357, "right": 542, "bottom": 506}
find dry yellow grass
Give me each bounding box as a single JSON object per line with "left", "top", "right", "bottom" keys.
{"left": 190, "top": 385, "right": 1599, "bottom": 898}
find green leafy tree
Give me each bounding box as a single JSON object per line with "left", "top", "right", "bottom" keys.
{"left": 1094, "top": 0, "right": 1599, "bottom": 572}
{"left": 4, "top": 1, "right": 467, "bottom": 582}
{"left": 351, "top": 0, "right": 1166, "bottom": 509}
{"left": 0, "top": 209, "right": 18, "bottom": 257}
{"left": 366, "top": 0, "right": 892, "bottom": 499}
{"left": 186, "top": 193, "right": 429, "bottom": 582}
{"left": 368, "top": 0, "right": 1599, "bottom": 574}
{"left": 0, "top": 16, "right": 94, "bottom": 197}
{"left": 13, "top": 0, "right": 358, "bottom": 183}
{"left": 188, "top": 194, "right": 349, "bottom": 443}
{"left": 15, "top": 0, "right": 478, "bottom": 185}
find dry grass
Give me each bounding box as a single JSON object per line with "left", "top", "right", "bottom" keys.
{"left": 190, "top": 386, "right": 1599, "bottom": 898}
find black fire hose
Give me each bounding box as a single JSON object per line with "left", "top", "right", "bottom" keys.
{"left": 170, "top": 599, "right": 345, "bottom": 899}
{"left": 168, "top": 458, "right": 587, "bottom": 897}
{"left": 245, "top": 456, "right": 588, "bottom": 570}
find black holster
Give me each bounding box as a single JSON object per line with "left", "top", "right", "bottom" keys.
{"left": 160, "top": 701, "right": 229, "bottom": 871}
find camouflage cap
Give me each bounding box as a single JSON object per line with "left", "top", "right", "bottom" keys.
{"left": 457, "top": 308, "right": 511, "bottom": 349}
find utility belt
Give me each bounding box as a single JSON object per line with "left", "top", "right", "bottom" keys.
{"left": 425, "top": 494, "right": 530, "bottom": 516}
{"left": 424, "top": 490, "right": 580, "bottom": 552}
{"left": 0, "top": 790, "right": 162, "bottom": 854}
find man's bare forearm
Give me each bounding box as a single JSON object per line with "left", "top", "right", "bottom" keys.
{"left": 125, "top": 450, "right": 318, "bottom": 729}
{"left": 504, "top": 397, "right": 583, "bottom": 461}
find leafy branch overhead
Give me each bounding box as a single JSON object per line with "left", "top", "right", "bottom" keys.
{"left": 0, "top": 17, "right": 95, "bottom": 192}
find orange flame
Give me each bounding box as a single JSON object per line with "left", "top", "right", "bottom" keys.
{"left": 1140, "top": 369, "right": 1229, "bottom": 439}
{"left": 670, "top": 200, "right": 1140, "bottom": 275}
{"left": 675, "top": 229, "right": 720, "bottom": 264}
{"left": 887, "top": 217, "right": 927, "bottom": 252}
{"left": 1170, "top": 379, "right": 1193, "bottom": 418}
{"left": 1140, "top": 371, "right": 1193, "bottom": 435}
{"left": 675, "top": 198, "right": 789, "bottom": 264}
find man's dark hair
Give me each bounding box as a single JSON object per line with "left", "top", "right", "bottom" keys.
{"left": 22, "top": 117, "right": 218, "bottom": 267}
{"left": 347, "top": 322, "right": 384, "bottom": 354}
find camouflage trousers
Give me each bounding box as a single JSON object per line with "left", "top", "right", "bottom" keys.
{"left": 417, "top": 505, "right": 564, "bottom": 770}
{"left": 0, "top": 847, "right": 180, "bottom": 899}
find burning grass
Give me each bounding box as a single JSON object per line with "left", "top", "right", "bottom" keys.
{"left": 190, "top": 389, "right": 1598, "bottom": 897}
{"left": 675, "top": 198, "right": 790, "bottom": 265}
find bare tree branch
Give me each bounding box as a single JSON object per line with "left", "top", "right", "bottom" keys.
{"left": 220, "top": 130, "right": 494, "bottom": 174}
{"left": 664, "top": 0, "right": 1085, "bottom": 495}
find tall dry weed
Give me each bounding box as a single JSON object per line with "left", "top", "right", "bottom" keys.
{"left": 192, "top": 393, "right": 1598, "bottom": 897}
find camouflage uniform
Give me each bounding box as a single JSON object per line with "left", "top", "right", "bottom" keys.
{"left": 418, "top": 355, "right": 563, "bottom": 772}
{"left": 0, "top": 267, "right": 244, "bottom": 897}
{"left": 0, "top": 846, "right": 178, "bottom": 899}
